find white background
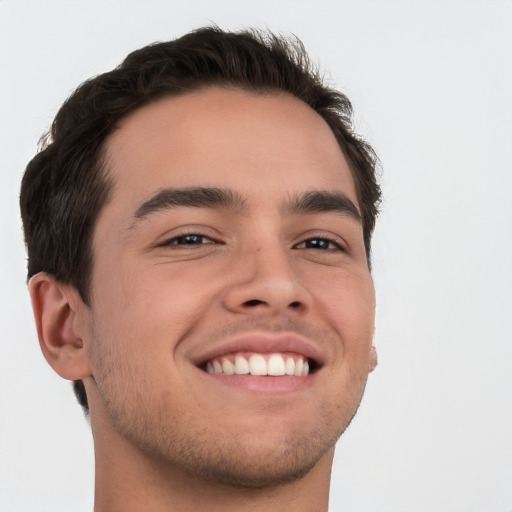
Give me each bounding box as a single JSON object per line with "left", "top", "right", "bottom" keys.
{"left": 1, "top": 1, "right": 511, "bottom": 511}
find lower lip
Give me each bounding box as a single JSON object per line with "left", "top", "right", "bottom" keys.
{"left": 197, "top": 369, "right": 316, "bottom": 395}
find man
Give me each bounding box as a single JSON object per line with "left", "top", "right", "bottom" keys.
{"left": 20, "top": 27, "right": 380, "bottom": 511}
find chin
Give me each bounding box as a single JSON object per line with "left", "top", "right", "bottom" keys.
{"left": 182, "top": 399, "right": 363, "bottom": 488}
{"left": 186, "top": 434, "right": 335, "bottom": 489}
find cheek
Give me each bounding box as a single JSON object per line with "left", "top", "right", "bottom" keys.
{"left": 90, "top": 258, "right": 219, "bottom": 357}
{"left": 323, "top": 272, "right": 375, "bottom": 409}
{"left": 311, "top": 267, "right": 375, "bottom": 341}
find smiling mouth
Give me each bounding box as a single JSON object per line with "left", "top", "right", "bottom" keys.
{"left": 200, "top": 352, "right": 318, "bottom": 377}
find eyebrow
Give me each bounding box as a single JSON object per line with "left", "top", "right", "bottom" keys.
{"left": 132, "top": 186, "right": 247, "bottom": 224}
{"left": 283, "top": 190, "right": 361, "bottom": 223}
{"left": 130, "top": 186, "right": 360, "bottom": 229}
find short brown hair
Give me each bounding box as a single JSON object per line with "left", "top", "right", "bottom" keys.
{"left": 20, "top": 26, "right": 381, "bottom": 412}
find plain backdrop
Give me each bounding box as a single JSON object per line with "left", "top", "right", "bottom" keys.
{"left": 1, "top": 1, "right": 511, "bottom": 511}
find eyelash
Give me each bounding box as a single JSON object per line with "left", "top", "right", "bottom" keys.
{"left": 158, "top": 232, "right": 345, "bottom": 252}
{"left": 158, "top": 233, "right": 219, "bottom": 247}
{"left": 294, "top": 236, "right": 345, "bottom": 252}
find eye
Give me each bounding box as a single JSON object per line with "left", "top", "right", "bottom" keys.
{"left": 294, "top": 237, "right": 345, "bottom": 251}
{"left": 159, "top": 233, "right": 217, "bottom": 247}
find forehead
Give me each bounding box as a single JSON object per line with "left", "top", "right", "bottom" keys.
{"left": 102, "top": 87, "right": 357, "bottom": 218}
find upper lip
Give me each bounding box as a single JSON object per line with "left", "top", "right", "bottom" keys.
{"left": 192, "top": 332, "right": 325, "bottom": 368}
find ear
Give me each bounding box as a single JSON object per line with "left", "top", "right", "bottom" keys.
{"left": 368, "top": 344, "right": 378, "bottom": 373}
{"left": 28, "top": 273, "right": 92, "bottom": 381}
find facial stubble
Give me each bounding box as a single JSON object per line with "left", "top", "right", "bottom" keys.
{"left": 86, "top": 317, "right": 369, "bottom": 489}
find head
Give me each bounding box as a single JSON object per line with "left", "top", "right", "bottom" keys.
{"left": 20, "top": 27, "right": 380, "bottom": 487}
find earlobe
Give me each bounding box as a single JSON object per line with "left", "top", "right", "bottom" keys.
{"left": 28, "top": 273, "right": 92, "bottom": 381}
{"left": 369, "top": 344, "right": 378, "bottom": 373}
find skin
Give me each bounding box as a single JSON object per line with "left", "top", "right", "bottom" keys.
{"left": 30, "top": 87, "right": 377, "bottom": 512}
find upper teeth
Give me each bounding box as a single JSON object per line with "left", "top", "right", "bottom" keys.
{"left": 206, "top": 353, "right": 310, "bottom": 377}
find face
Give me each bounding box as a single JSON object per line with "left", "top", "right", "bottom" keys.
{"left": 83, "top": 88, "right": 376, "bottom": 487}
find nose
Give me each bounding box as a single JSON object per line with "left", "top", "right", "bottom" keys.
{"left": 222, "top": 242, "right": 311, "bottom": 317}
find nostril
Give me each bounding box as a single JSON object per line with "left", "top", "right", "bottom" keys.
{"left": 244, "top": 299, "right": 265, "bottom": 307}
{"left": 289, "top": 301, "right": 301, "bottom": 309}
